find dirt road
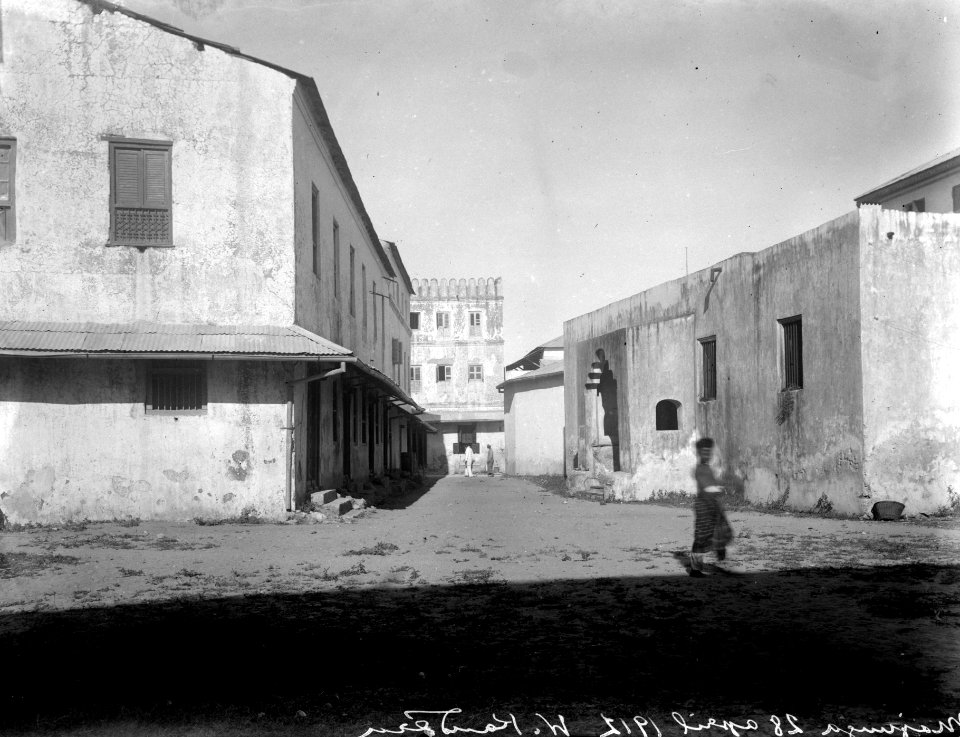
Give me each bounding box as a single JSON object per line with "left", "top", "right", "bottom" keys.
{"left": 2, "top": 475, "right": 959, "bottom": 736}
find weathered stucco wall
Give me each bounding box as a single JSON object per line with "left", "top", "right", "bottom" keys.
{"left": 0, "top": 0, "right": 297, "bottom": 324}
{"left": 504, "top": 374, "right": 564, "bottom": 476}
{"left": 0, "top": 358, "right": 290, "bottom": 524}
{"left": 859, "top": 206, "right": 960, "bottom": 513}
{"left": 565, "top": 211, "right": 866, "bottom": 512}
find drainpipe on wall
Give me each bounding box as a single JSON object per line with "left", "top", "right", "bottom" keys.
{"left": 285, "top": 386, "right": 294, "bottom": 511}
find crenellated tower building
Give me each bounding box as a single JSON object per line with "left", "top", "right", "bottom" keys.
{"left": 409, "top": 277, "right": 504, "bottom": 474}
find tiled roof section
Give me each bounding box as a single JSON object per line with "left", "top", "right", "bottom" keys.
{"left": 855, "top": 146, "right": 960, "bottom": 204}
{"left": 497, "top": 361, "right": 564, "bottom": 389}
{"left": 76, "top": 1, "right": 389, "bottom": 272}
{"left": 0, "top": 322, "right": 351, "bottom": 357}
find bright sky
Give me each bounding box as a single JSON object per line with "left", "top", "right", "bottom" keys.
{"left": 124, "top": 0, "right": 959, "bottom": 361}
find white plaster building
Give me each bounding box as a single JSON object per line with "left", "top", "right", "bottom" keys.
{"left": 498, "top": 337, "right": 565, "bottom": 476}
{"left": 564, "top": 202, "right": 960, "bottom": 516}
{"left": 0, "top": 0, "right": 428, "bottom": 525}
{"left": 409, "top": 277, "right": 505, "bottom": 474}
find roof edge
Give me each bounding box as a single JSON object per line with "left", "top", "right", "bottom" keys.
{"left": 855, "top": 150, "right": 960, "bottom": 205}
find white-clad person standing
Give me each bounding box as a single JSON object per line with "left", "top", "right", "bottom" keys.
{"left": 464, "top": 443, "right": 474, "bottom": 477}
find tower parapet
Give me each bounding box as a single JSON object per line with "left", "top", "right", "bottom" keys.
{"left": 411, "top": 277, "right": 502, "bottom": 300}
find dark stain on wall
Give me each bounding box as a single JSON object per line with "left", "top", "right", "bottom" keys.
{"left": 226, "top": 450, "right": 251, "bottom": 481}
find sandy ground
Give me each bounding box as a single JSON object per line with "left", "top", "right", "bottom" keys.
{"left": 2, "top": 475, "right": 959, "bottom": 736}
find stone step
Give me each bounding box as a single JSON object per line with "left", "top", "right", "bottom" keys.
{"left": 311, "top": 488, "right": 339, "bottom": 505}
{"left": 323, "top": 498, "right": 353, "bottom": 517}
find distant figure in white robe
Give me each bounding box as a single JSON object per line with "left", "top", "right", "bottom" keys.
{"left": 464, "top": 445, "right": 474, "bottom": 477}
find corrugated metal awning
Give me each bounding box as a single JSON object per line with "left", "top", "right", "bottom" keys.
{"left": 0, "top": 321, "right": 351, "bottom": 359}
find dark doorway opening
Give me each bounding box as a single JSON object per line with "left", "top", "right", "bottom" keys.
{"left": 342, "top": 384, "right": 352, "bottom": 480}
{"left": 306, "top": 378, "right": 321, "bottom": 485}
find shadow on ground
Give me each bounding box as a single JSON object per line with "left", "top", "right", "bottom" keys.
{"left": 375, "top": 475, "right": 443, "bottom": 510}
{"left": 2, "top": 563, "right": 958, "bottom": 733}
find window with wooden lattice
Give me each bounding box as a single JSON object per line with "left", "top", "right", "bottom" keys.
{"left": 109, "top": 140, "right": 172, "bottom": 247}
{"left": 0, "top": 139, "right": 16, "bottom": 244}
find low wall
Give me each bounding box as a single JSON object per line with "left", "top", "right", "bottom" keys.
{"left": 0, "top": 357, "right": 290, "bottom": 524}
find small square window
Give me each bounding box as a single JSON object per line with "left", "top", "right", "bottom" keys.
{"left": 779, "top": 316, "right": 803, "bottom": 390}
{"left": 109, "top": 139, "right": 172, "bottom": 247}
{"left": 468, "top": 364, "right": 483, "bottom": 381}
{"left": 146, "top": 362, "right": 206, "bottom": 414}
{"left": 410, "top": 312, "right": 421, "bottom": 330}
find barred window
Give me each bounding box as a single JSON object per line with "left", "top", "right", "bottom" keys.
{"left": 468, "top": 364, "right": 483, "bottom": 381}
{"left": 146, "top": 363, "right": 206, "bottom": 414}
{"left": 700, "top": 337, "right": 716, "bottom": 401}
{"left": 780, "top": 316, "right": 803, "bottom": 389}
{"left": 109, "top": 140, "right": 172, "bottom": 247}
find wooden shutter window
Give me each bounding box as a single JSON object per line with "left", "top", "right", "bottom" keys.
{"left": 110, "top": 141, "right": 172, "bottom": 247}
{"left": 0, "top": 140, "right": 15, "bottom": 243}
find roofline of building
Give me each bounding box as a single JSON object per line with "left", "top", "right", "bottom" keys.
{"left": 0, "top": 350, "right": 351, "bottom": 361}
{"left": 383, "top": 240, "right": 414, "bottom": 294}
{"left": 855, "top": 149, "right": 960, "bottom": 205}
{"left": 75, "top": 0, "right": 395, "bottom": 279}
{"left": 496, "top": 364, "right": 564, "bottom": 390}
